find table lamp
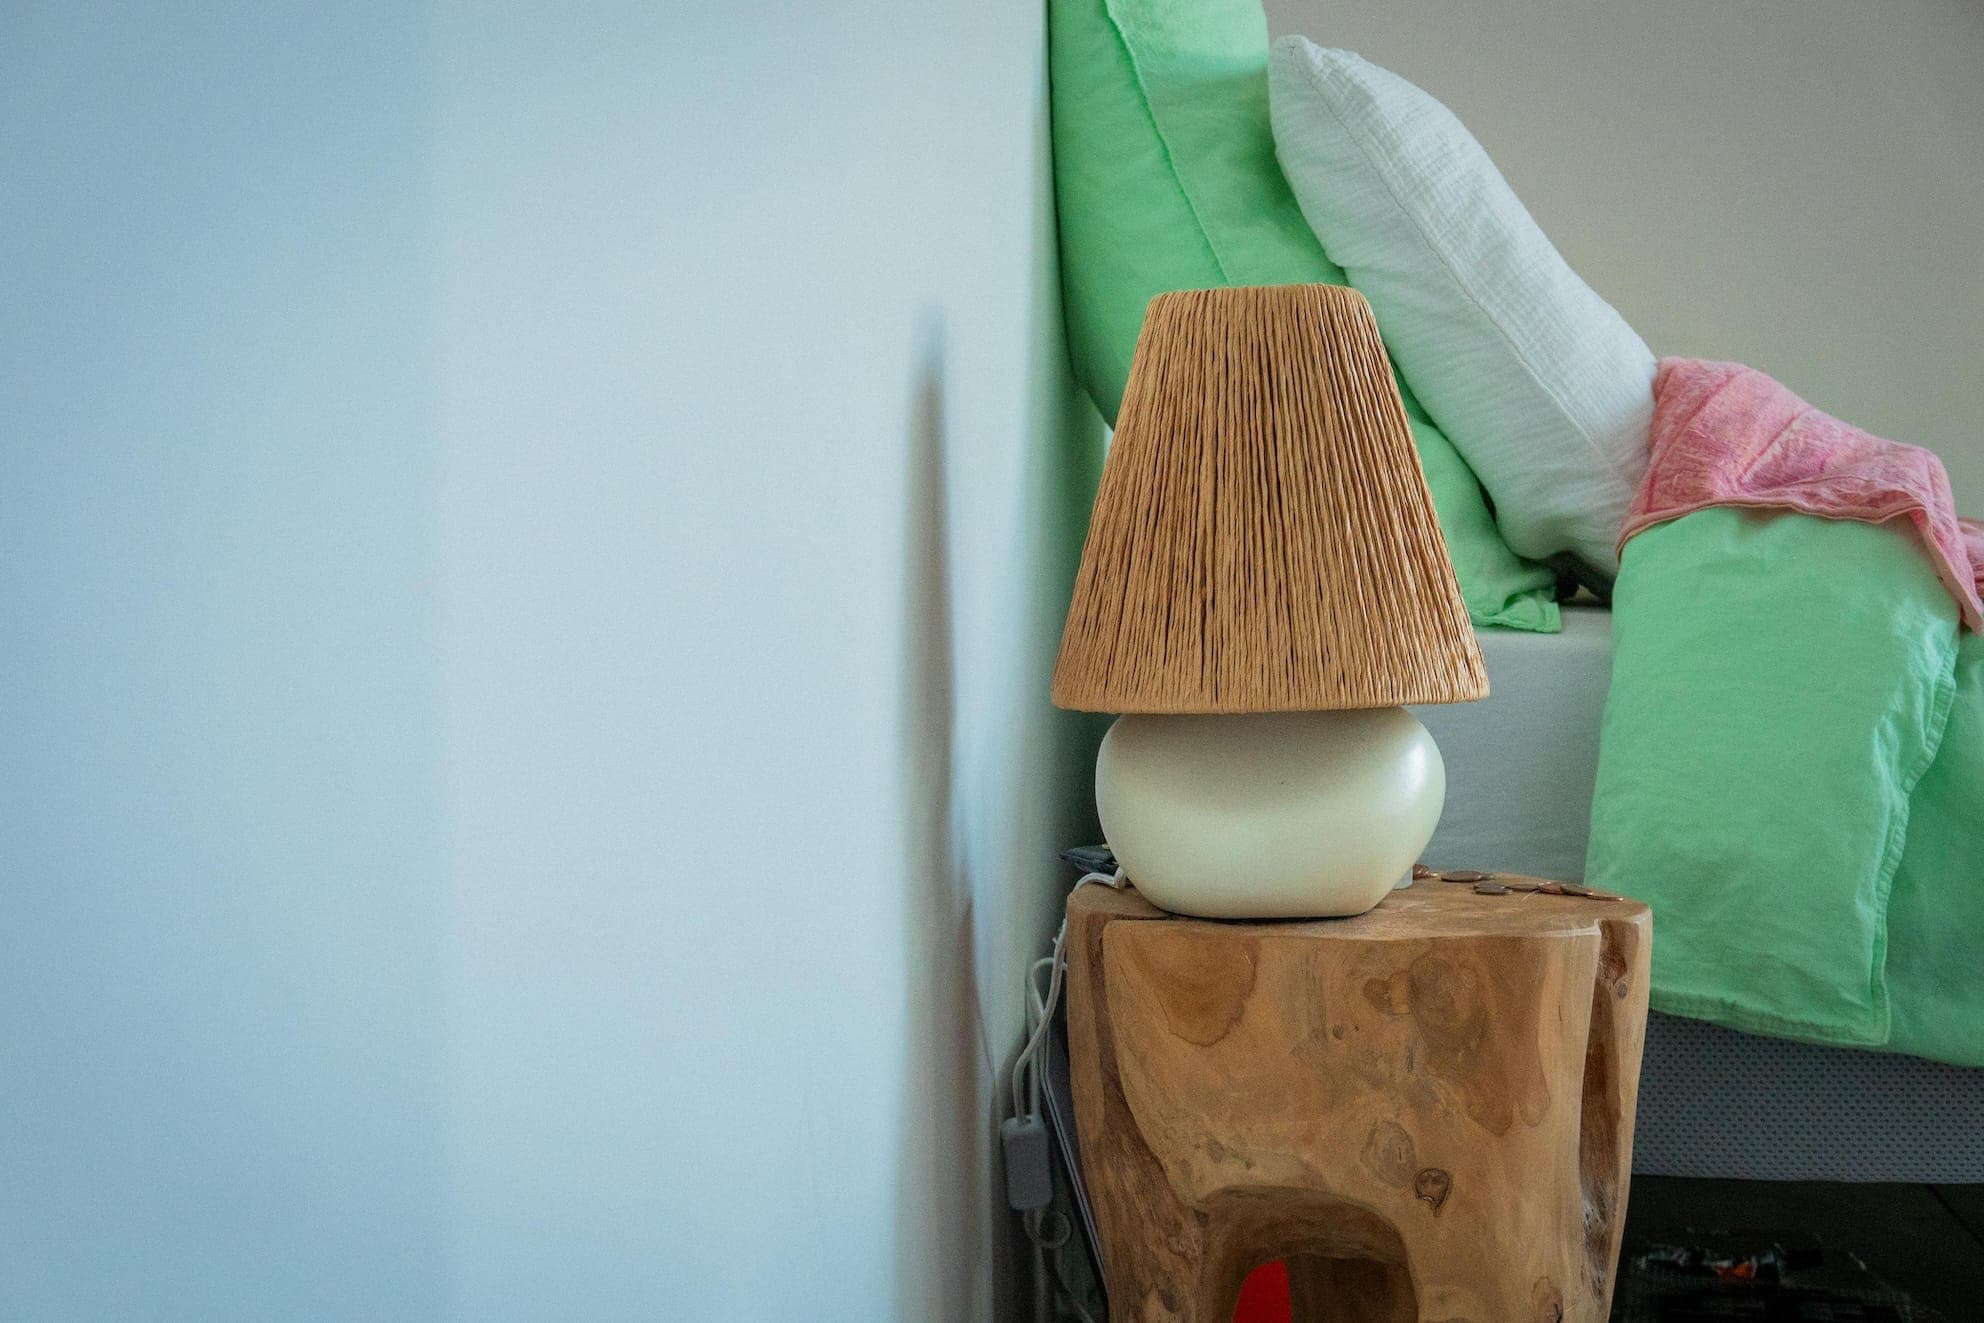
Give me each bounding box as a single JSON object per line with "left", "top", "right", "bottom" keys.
{"left": 1053, "top": 284, "right": 1488, "bottom": 919}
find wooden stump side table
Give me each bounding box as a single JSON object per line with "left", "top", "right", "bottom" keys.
{"left": 1065, "top": 877, "right": 1652, "bottom": 1322}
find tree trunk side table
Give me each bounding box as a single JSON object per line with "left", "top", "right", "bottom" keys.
{"left": 1065, "top": 876, "right": 1652, "bottom": 1322}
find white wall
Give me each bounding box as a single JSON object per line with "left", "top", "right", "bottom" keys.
{"left": 1265, "top": 0, "right": 1984, "bottom": 508}
{"left": 430, "top": 2, "right": 1101, "bottom": 1318}
{"left": 2, "top": 2, "right": 1100, "bottom": 1319}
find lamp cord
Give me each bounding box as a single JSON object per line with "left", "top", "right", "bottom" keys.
{"left": 1011, "top": 868, "right": 1122, "bottom": 1121}
{"left": 1014, "top": 867, "right": 1123, "bottom": 1323}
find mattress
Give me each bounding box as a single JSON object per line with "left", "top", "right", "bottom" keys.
{"left": 1415, "top": 605, "right": 1984, "bottom": 1181}
{"left": 1413, "top": 603, "right": 1613, "bottom": 882}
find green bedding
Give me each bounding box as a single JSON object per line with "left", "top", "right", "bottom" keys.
{"left": 1587, "top": 508, "right": 1984, "bottom": 1065}
{"left": 1046, "top": 0, "right": 1560, "bottom": 632}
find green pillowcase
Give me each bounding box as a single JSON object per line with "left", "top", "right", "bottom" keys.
{"left": 1587, "top": 509, "right": 1960, "bottom": 1048}
{"left": 1048, "top": 0, "right": 1557, "bottom": 632}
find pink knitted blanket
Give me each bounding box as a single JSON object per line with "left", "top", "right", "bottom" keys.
{"left": 1621, "top": 358, "right": 1984, "bottom": 631}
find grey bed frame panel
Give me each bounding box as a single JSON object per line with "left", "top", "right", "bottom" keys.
{"left": 1634, "top": 1011, "right": 1984, "bottom": 1182}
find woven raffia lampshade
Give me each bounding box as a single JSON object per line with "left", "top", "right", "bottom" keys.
{"left": 1053, "top": 284, "right": 1488, "bottom": 713}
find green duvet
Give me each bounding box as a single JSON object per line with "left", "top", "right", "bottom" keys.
{"left": 1587, "top": 507, "right": 1984, "bottom": 1065}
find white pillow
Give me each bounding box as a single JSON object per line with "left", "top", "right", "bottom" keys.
{"left": 1269, "top": 37, "right": 1653, "bottom": 582}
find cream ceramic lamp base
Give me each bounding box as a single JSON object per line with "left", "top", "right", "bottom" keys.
{"left": 1095, "top": 709, "right": 1445, "bottom": 919}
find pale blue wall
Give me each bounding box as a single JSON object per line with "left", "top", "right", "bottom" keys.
{"left": 1, "top": 4, "right": 449, "bottom": 1319}
{"left": 2, "top": 2, "right": 1097, "bottom": 1319}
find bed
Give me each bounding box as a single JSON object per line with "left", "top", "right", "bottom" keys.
{"left": 1416, "top": 609, "right": 1984, "bottom": 1182}
{"left": 1047, "top": 0, "right": 1984, "bottom": 1184}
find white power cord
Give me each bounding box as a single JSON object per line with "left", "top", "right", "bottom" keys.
{"left": 1010, "top": 867, "right": 1123, "bottom": 1125}
{"left": 1007, "top": 867, "right": 1124, "bottom": 1323}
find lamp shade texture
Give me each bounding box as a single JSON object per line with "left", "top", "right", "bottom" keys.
{"left": 1052, "top": 283, "right": 1488, "bottom": 714}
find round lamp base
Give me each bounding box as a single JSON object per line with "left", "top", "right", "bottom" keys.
{"left": 1096, "top": 709, "right": 1445, "bottom": 919}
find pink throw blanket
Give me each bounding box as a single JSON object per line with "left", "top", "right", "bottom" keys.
{"left": 1621, "top": 358, "right": 1984, "bottom": 631}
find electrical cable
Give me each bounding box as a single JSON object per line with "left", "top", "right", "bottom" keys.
{"left": 1010, "top": 868, "right": 1121, "bottom": 1123}
{"left": 1009, "top": 867, "right": 1124, "bottom": 1323}
{"left": 1029, "top": 1207, "right": 1101, "bottom": 1323}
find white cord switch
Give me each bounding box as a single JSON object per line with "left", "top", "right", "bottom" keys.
{"left": 1001, "top": 1115, "right": 1052, "bottom": 1211}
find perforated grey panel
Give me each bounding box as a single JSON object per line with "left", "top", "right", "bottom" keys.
{"left": 1633, "top": 1011, "right": 1984, "bottom": 1182}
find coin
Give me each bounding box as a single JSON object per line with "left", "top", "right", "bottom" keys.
{"left": 1534, "top": 881, "right": 1622, "bottom": 901}
{"left": 1412, "top": 863, "right": 1436, "bottom": 880}
{"left": 1439, "top": 869, "right": 1492, "bottom": 883}
{"left": 1472, "top": 881, "right": 1509, "bottom": 895}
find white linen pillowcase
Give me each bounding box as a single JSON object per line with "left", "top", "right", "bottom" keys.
{"left": 1269, "top": 37, "right": 1654, "bottom": 583}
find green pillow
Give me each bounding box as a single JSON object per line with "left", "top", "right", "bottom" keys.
{"left": 1587, "top": 509, "right": 1959, "bottom": 1048}
{"left": 1048, "top": 0, "right": 1558, "bottom": 631}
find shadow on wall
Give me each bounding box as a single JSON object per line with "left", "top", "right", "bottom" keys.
{"left": 894, "top": 326, "right": 986, "bottom": 1318}
{"left": 891, "top": 36, "right": 1111, "bottom": 1314}
{"left": 991, "top": 236, "right": 1113, "bottom": 1319}
{"left": 892, "top": 256, "right": 1108, "bottom": 1320}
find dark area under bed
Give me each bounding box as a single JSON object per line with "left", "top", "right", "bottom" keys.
{"left": 1616, "top": 1178, "right": 1984, "bottom": 1321}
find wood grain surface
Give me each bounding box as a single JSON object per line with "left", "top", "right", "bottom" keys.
{"left": 1066, "top": 877, "right": 1652, "bottom": 1321}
